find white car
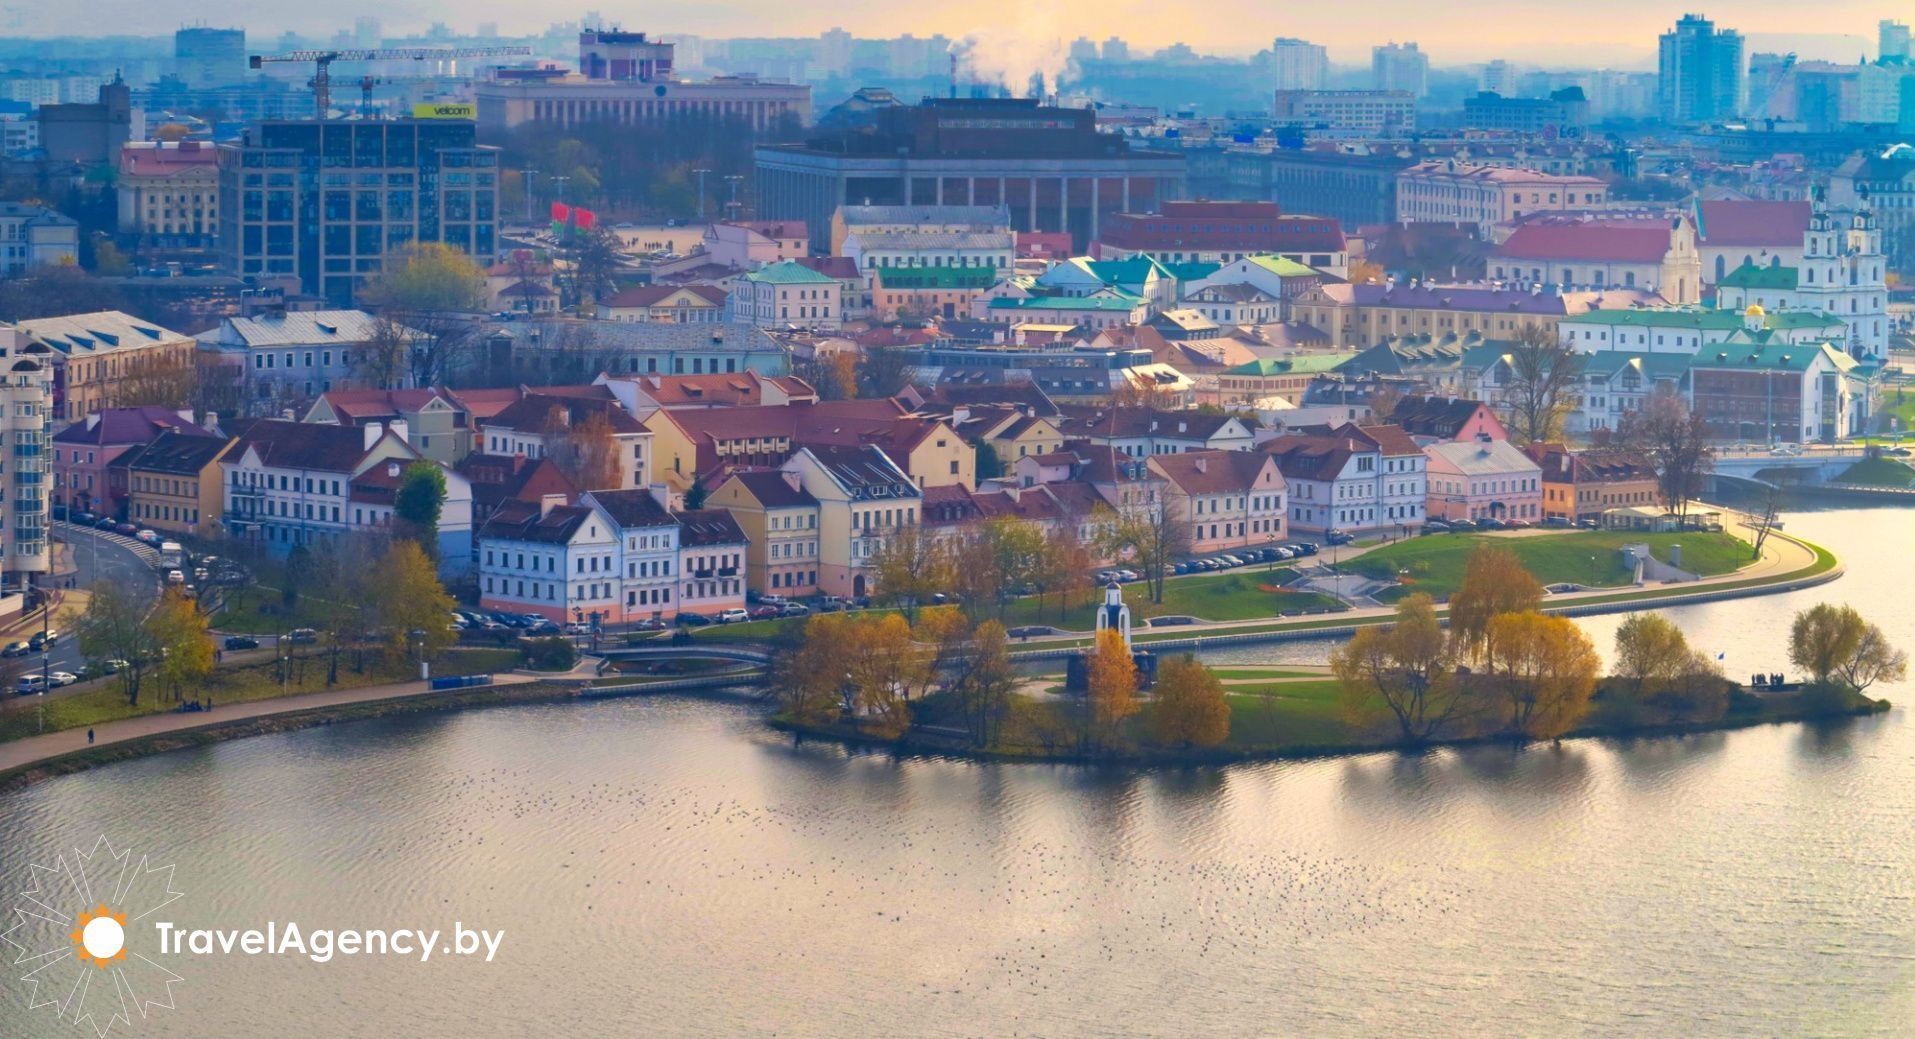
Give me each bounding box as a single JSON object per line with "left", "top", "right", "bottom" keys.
{"left": 716, "top": 608, "right": 750, "bottom": 624}
{"left": 165, "top": 569, "right": 185, "bottom": 584}
{"left": 48, "top": 671, "right": 78, "bottom": 687}
{"left": 563, "top": 622, "right": 592, "bottom": 635}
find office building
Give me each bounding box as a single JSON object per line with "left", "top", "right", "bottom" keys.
{"left": 1462, "top": 88, "right": 1589, "bottom": 134}
{"left": 1270, "top": 90, "right": 1417, "bottom": 134}
{"left": 475, "top": 31, "right": 810, "bottom": 138}
{"left": 175, "top": 27, "right": 246, "bottom": 89}
{"left": 755, "top": 98, "right": 1185, "bottom": 252}
{"left": 1372, "top": 42, "right": 1430, "bottom": 97}
{"left": 217, "top": 119, "right": 499, "bottom": 304}
{"left": 1658, "top": 14, "right": 1744, "bottom": 123}
{"left": 37, "top": 77, "right": 132, "bottom": 164}
{"left": 118, "top": 141, "right": 220, "bottom": 251}
{"left": 1271, "top": 38, "right": 1328, "bottom": 92}
{"left": 1883, "top": 20, "right": 1910, "bottom": 64}
{"left": 1395, "top": 161, "right": 1608, "bottom": 235}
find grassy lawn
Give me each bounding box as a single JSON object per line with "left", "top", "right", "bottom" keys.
{"left": 1348, "top": 529, "right": 1751, "bottom": 601}
{"left": 0, "top": 646, "right": 520, "bottom": 743}
{"left": 1836, "top": 456, "right": 1915, "bottom": 487}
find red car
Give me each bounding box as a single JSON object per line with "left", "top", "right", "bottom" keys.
{"left": 749, "top": 605, "right": 782, "bottom": 620}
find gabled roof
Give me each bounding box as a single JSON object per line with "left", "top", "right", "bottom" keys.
{"left": 675, "top": 508, "right": 747, "bottom": 546}
{"left": 1496, "top": 218, "right": 1676, "bottom": 263}
{"left": 477, "top": 499, "right": 596, "bottom": 545}
{"left": 206, "top": 309, "right": 390, "bottom": 348}
{"left": 873, "top": 265, "right": 997, "bottom": 290}
{"left": 727, "top": 469, "right": 819, "bottom": 509}
{"left": 1055, "top": 406, "right": 1240, "bottom": 441}
{"left": 601, "top": 284, "right": 727, "bottom": 309}
{"left": 1387, "top": 396, "right": 1494, "bottom": 438}
{"left": 743, "top": 259, "right": 837, "bottom": 285}
{"left": 1224, "top": 354, "right": 1354, "bottom": 377}
{"left": 488, "top": 393, "right": 650, "bottom": 435}
{"left": 455, "top": 453, "right": 579, "bottom": 514}
{"left": 796, "top": 444, "right": 921, "bottom": 499}
{"left": 793, "top": 256, "right": 862, "bottom": 280}
{"left": 16, "top": 311, "right": 191, "bottom": 356}
{"left": 1689, "top": 341, "right": 1854, "bottom": 374}
{"left": 115, "top": 430, "right": 231, "bottom": 476}
{"left": 52, "top": 406, "right": 214, "bottom": 446}
{"left": 311, "top": 388, "right": 457, "bottom": 422}
{"left": 227, "top": 419, "right": 391, "bottom": 473}
{"left": 586, "top": 488, "right": 677, "bottom": 528}
{"left": 1425, "top": 438, "right": 1544, "bottom": 477}
{"left": 1148, "top": 450, "right": 1274, "bottom": 495}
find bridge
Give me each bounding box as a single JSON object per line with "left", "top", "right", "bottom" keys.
{"left": 1708, "top": 447, "right": 1867, "bottom": 488}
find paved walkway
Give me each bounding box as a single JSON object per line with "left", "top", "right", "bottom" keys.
{"left": 0, "top": 672, "right": 539, "bottom": 775}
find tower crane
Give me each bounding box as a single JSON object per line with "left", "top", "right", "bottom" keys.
{"left": 248, "top": 47, "right": 530, "bottom": 119}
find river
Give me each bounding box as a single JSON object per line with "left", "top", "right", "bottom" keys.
{"left": 1, "top": 504, "right": 1910, "bottom": 1037}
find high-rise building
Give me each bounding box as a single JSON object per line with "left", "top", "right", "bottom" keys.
{"left": 217, "top": 119, "right": 499, "bottom": 305}
{"left": 354, "top": 16, "right": 381, "bottom": 49}
{"left": 1372, "top": 42, "right": 1429, "bottom": 97}
{"left": 1103, "top": 37, "right": 1129, "bottom": 63}
{"left": 1479, "top": 60, "right": 1519, "bottom": 96}
{"left": 1271, "top": 38, "right": 1328, "bottom": 92}
{"left": 1070, "top": 37, "right": 1099, "bottom": 64}
{"left": 1658, "top": 14, "right": 1744, "bottom": 123}
{"left": 819, "top": 28, "right": 852, "bottom": 79}
{"left": 1883, "top": 20, "right": 1911, "bottom": 63}
{"left": 174, "top": 27, "right": 246, "bottom": 89}
{"left": 0, "top": 330, "right": 51, "bottom": 599}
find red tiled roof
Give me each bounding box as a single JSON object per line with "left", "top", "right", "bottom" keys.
{"left": 602, "top": 284, "right": 727, "bottom": 308}
{"left": 1496, "top": 220, "right": 1675, "bottom": 263}
{"left": 1697, "top": 200, "right": 1811, "bottom": 248}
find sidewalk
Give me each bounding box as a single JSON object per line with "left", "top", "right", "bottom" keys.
{"left": 0, "top": 671, "right": 540, "bottom": 775}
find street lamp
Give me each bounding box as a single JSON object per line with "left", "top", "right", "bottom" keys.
{"left": 410, "top": 629, "right": 428, "bottom": 681}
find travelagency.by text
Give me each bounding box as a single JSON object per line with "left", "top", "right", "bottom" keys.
{"left": 154, "top": 921, "right": 504, "bottom": 963}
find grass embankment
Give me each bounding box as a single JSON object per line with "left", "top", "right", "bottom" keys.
{"left": 1353, "top": 530, "right": 1749, "bottom": 602}
{"left": 788, "top": 664, "right": 1888, "bottom": 765}
{"left": 0, "top": 647, "right": 520, "bottom": 743}
{"left": 1835, "top": 456, "right": 1915, "bottom": 488}
{"left": 0, "top": 680, "right": 573, "bottom": 793}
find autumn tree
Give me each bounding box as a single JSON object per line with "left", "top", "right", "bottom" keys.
{"left": 1501, "top": 322, "right": 1585, "bottom": 446}
{"left": 1484, "top": 611, "right": 1600, "bottom": 740}
{"left": 841, "top": 612, "right": 925, "bottom": 739}
{"left": 1085, "top": 628, "right": 1140, "bottom": 752}
{"left": 1149, "top": 655, "right": 1232, "bottom": 749}
{"left": 394, "top": 461, "right": 448, "bottom": 553}
{"left": 1612, "top": 613, "right": 1693, "bottom": 697}
{"left": 950, "top": 619, "right": 1017, "bottom": 747}
{"left": 1614, "top": 388, "right": 1714, "bottom": 517}
{"left": 369, "top": 539, "right": 457, "bottom": 668}
{"left": 949, "top": 516, "right": 1043, "bottom": 621}
{"left": 772, "top": 613, "right": 851, "bottom": 727}
{"left": 1446, "top": 545, "right": 1544, "bottom": 661}
{"left": 1331, "top": 593, "right": 1470, "bottom": 744}
{"left": 1647, "top": 650, "right": 1730, "bottom": 724}
{"left": 109, "top": 350, "right": 199, "bottom": 411}
{"left": 1110, "top": 375, "right": 1179, "bottom": 411}
{"left": 146, "top": 589, "right": 213, "bottom": 703}
{"left": 793, "top": 351, "right": 857, "bottom": 400}
{"left": 854, "top": 345, "right": 912, "bottom": 400}
{"left": 1790, "top": 603, "right": 1907, "bottom": 691}
{"left": 869, "top": 522, "right": 949, "bottom": 623}
{"left": 78, "top": 580, "right": 155, "bottom": 706}
{"left": 1100, "top": 498, "right": 1192, "bottom": 606}
{"left": 360, "top": 242, "right": 486, "bottom": 386}
{"left": 1033, "top": 521, "right": 1095, "bottom": 622}
{"left": 352, "top": 317, "right": 419, "bottom": 392}
{"left": 544, "top": 406, "right": 621, "bottom": 490}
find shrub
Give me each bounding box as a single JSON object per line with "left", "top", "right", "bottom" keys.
{"left": 520, "top": 636, "right": 578, "bottom": 672}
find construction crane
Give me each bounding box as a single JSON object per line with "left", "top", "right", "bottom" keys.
{"left": 249, "top": 47, "right": 530, "bottom": 119}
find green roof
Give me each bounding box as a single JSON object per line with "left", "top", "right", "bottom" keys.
{"left": 1085, "top": 256, "right": 1173, "bottom": 285}
{"left": 1689, "top": 341, "right": 1854, "bottom": 373}
{"left": 1566, "top": 305, "right": 1842, "bottom": 332}
{"left": 872, "top": 266, "right": 996, "bottom": 290}
{"left": 1717, "top": 263, "right": 1799, "bottom": 290}
{"left": 1224, "top": 353, "right": 1356, "bottom": 376}
{"left": 988, "top": 294, "right": 1144, "bottom": 312}
{"left": 1162, "top": 261, "right": 1222, "bottom": 282}
{"left": 744, "top": 260, "right": 837, "bottom": 285}
{"left": 1246, "top": 255, "right": 1321, "bottom": 278}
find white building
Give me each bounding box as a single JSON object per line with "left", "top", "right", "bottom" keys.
{"left": 1271, "top": 38, "right": 1328, "bottom": 92}
{"left": 195, "top": 308, "right": 416, "bottom": 417}
{"left": 727, "top": 260, "right": 843, "bottom": 329}
{"left": 1713, "top": 202, "right": 1887, "bottom": 358}
{"left": 1558, "top": 305, "right": 1846, "bottom": 355}
{"left": 0, "top": 332, "right": 51, "bottom": 604}
{"left": 0, "top": 202, "right": 78, "bottom": 274}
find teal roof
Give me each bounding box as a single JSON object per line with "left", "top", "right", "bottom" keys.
{"left": 1717, "top": 263, "right": 1799, "bottom": 290}
{"left": 873, "top": 266, "right": 996, "bottom": 290}
{"left": 1162, "top": 261, "right": 1222, "bottom": 282}
{"left": 1085, "top": 256, "right": 1173, "bottom": 285}
{"left": 988, "top": 294, "right": 1144, "bottom": 312}
{"left": 1582, "top": 352, "right": 1694, "bottom": 379}
{"left": 1689, "top": 341, "right": 1854, "bottom": 373}
{"left": 744, "top": 260, "right": 837, "bottom": 285}
{"left": 1224, "top": 354, "right": 1356, "bottom": 376}
{"left": 1566, "top": 306, "right": 1841, "bottom": 331}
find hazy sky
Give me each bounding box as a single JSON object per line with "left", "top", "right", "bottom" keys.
{"left": 54, "top": 2, "right": 1903, "bottom": 66}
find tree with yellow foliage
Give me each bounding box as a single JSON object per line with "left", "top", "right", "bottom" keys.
{"left": 1085, "top": 628, "right": 1140, "bottom": 752}
{"left": 371, "top": 539, "right": 458, "bottom": 668}
{"left": 1484, "top": 611, "right": 1600, "bottom": 740}
{"left": 1331, "top": 593, "right": 1472, "bottom": 744}
{"left": 842, "top": 612, "right": 924, "bottom": 740}
{"left": 773, "top": 613, "right": 853, "bottom": 727}
{"left": 1447, "top": 544, "right": 1544, "bottom": 661}
{"left": 1149, "top": 655, "right": 1231, "bottom": 749}
{"left": 145, "top": 588, "right": 213, "bottom": 703}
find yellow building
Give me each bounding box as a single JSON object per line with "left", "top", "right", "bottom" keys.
{"left": 116, "top": 430, "right": 233, "bottom": 536}
{"left": 14, "top": 311, "right": 199, "bottom": 424}
{"left": 707, "top": 470, "right": 822, "bottom": 597}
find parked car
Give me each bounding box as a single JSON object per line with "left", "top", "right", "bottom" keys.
{"left": 1541, "top": 516, "right": 1572, "bottom": 528}
{"left": 1146, "top": 615, "right": 1198, "bottom": 627}
{"left": 135, "top": 529, "right": 162, "bottom": 544}
{"left": 1577, "top": 518, "right": 1602, "bottom": 530}
{"left": 1172, "top": 562, "right": 1193, "bottom": 575}
{"left": 630, "top": 618, "right": 666, "bottom": 632}
{"left": 1476, "top": 517, "right": 1506, "bottom": 531}
{"left": 524, "top": 620, "right": 560, "bottom": 635}
{"left": 563, "top": 621, "right": 593, "bottom": 635}
{"left": 224, "top": 636, "right": 260, "bottom": 650}
{"left": 1007, "top": 625, "right": 1052, "bottom": 638}
{"left": 1447, "top": 519, "right": 1476, "bottom": 532}
{"left": 1292, "top": 542, "right": 1319, "bottom": 556}
{"left": 778, "top": 603, "right": 811, "bottom": 617}
{"left": 716, "top": 608, "right": 751, "bottom": 624}
{"left": 288, "top": 628, "right": 318, "bottom": 644}
{"left": 1325, "top": 530, "right": 1355, "bottom": 546}
{"left": 101, "top": 659, "right": 129, "bottom": 673}
{"left": 74, "top": 511, "right": 96, "bottom": 525}
{"left": 48, "top": 671, "right": 78, "bottom": 688}
{"left": 114, "top": 522, "right": 138, "bottom": 535}
{"left": 748, "top": 606, "right": 781, "bottom": 621}
{"left": 676, "top": 612, "right": 714, "bottom": 627}
{"left": 15, "top": 675, "right": 45, "bottom": 695}
{"left": 166, "top": 569, "right": 185, "bottom": 584}
{"left": 95, "top": 518, "right": 119, "bottom": 531}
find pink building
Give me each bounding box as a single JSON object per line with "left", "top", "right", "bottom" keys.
{"left": 703, "top": 220, "right": 809, "bottom": 269}
{"left": 1387, "top": 395, "right": 1509, "bottom": 446}
{"left": 1423, "top": 436, "right": 1544, "bottom": 523}
{"left": 1395, "top": 161, "right": 1608, "bottom": 235}
{"left": 52, "top": 406, "right": 216, "bottom": 518}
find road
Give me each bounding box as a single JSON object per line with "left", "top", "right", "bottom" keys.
{"left": 0, "top": 524, "right": 161, "bottom": 708}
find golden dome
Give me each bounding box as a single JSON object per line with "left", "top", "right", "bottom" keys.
{"left": 1744, "top": 304, "right": 1765, "bottom": 318}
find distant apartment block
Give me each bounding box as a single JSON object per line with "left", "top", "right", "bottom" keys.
{"left": 1271, "top": 90, "right": 1417, "bottom": 134}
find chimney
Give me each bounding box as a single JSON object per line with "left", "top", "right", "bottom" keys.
{"left": 280, "top": 409, "right": 295, "bottom": 421}
{"left": 540, "top": 492, "right": 566, "bottom": 518}
{"left": 1193, "top": 456, "right": 1207, "bottom": 473}
{"left": 364, "top": 421, "right": 384, "bottom": 450}
{"left": 387, "top": 461, "right": 401, "bottom": 478}
{"left": 389, "top": 418, "right": 409, "bottom": 444}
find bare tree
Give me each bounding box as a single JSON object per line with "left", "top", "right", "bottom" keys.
{"left": 1616, "top": 389, "right": 1715, "bottom": 517}
{"left": 1500, "top": 323, "right": 1585, "bottom": 446}
{"left": 1100, "top": 497, "right": 1192, "bottom": 606}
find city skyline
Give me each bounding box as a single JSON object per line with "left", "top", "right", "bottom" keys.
{"left": 39, "top": 3, "right": 1907, "bottom": 66}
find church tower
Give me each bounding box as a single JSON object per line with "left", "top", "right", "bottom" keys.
{"left": 1094, "top": 581, "right": 1131, "bottom": 652}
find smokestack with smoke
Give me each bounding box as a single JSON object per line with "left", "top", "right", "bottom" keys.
{"left": 953, "top": 13, "right": 1069, "bottom": 100}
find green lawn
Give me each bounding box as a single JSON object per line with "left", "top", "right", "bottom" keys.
{"left": 1836, "top": 456, "right": 1915, "bottom": 487}
{"left": 0, "top": 646, "right": 519, "bottom": 743}
{"left": 1348, "top": 530, "right": 1751, "bottom": 601}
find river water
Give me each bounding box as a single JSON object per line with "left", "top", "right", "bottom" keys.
{"left": 2, "top": 504, "right": 1911, "bottom": 1037}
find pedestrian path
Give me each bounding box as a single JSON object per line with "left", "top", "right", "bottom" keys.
{"left": 0, "top": 672, "right": 539, "bottom": 776}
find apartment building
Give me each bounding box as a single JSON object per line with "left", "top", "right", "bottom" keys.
{"left": 15, "top": 311, "right": 198, "bottom": 424}
{"left": 1147, "top": 450, "right": 1287, "bottom": 554}
{"left": 708, "top": 469, "right": 821, "bottom": 597}
{"left": 1395, "top": 162, "right": 1608, "bottom": 235}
